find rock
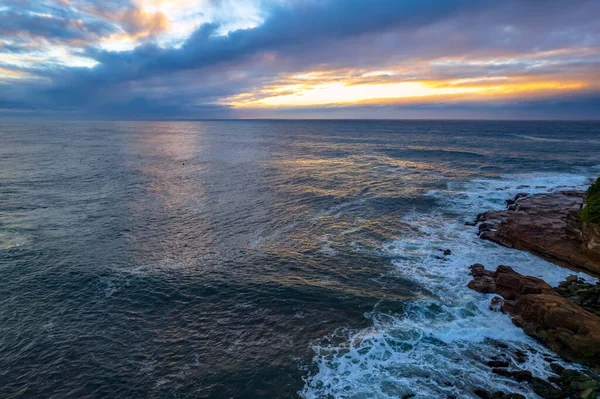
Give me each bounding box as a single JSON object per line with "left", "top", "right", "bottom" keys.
{"left": 581, "top": 388, "right": 596, "bottom": 399}
{"left": 475, "top": 190, "right": 600, "bottom": 276}
{"left": 530, "top": 377, "right": 566, "bottom": 399}
{"left": 486, "top": 349, "right": 600, "bottom": 399}
{"left": 492, "top": 368, "right": 512, "bottom": 378}
{"left": 488, "top": 360, "right": 510, "bottom": 368}
{"left": 548, "top": 375, "right": 562, "bottom": 385}
{"left": 512, "top": 370, "right": 532, "bottom": 382}
{"left": 489, "top": 296, "right": 504, "bottom": 312}
{"left": 550, "top": 363, "right": 565, "bottom": 375}
{"left": 467, "top": 265, "right": 600, "bottom": 367}
{"left": 514, "top": 193, "right": 529, "bottom": 201}
{"left": 479, "top": 222, "right": 496, "bottom": 235}
{"left": 582, "top": 222, "right": 600, "bottom": 255}
{"left": 443, "top": 249, "right": 452, "bottom": 256}
{"left": 475, "top": 390, "right": 526, "bottom": 399}
{"left": 565, "top": 275, "right": 579, "bottom": 284}
{"left": 468, "top": 265, "right": 496, "bottom": 293}
{"left": 555, "top": 277, "right": 600, "bottom": 317}
{"left": 490, "top": 368, "right": 532, "bottom": 383}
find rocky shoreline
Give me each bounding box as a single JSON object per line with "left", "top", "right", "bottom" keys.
{"left": 468, "top": 264, "right": 600, "bottom": 367}
{"left": 474, "top": 190, "right": 600, "bottom": 276}
{"left": 466, "top": 181, "right": 600, "bottom": 399}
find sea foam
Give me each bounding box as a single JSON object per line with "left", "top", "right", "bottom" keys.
{"left": 301, "top": 171, "right": 597, "bottom": 399}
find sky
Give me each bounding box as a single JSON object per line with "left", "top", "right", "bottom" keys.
{"left": 1, "top": 0, "right": 599, "bottom": 120}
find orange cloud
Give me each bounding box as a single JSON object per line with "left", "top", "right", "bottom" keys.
{"left": 120, "top": 8, "right": 169, "bottom": 36}
{"left": 85, "top": 4, "right": 170, "bottom": 41}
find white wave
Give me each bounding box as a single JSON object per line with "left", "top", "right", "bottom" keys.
{"left": 515, "top": 135, "right": 564, "bottom": 142}
{"left": 515, "top": 134, "right": 600, "bottom": 145}
{"left": 302, "top": 170, "right": 597, "bottom": 399}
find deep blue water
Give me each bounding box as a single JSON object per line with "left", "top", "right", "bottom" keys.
{"left": 1, "top": 120, "right": 599, "bottom": 398}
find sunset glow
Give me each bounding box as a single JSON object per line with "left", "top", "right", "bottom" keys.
{"left": 227, "top": 79, "right": 587, "bottom": 108}
{"left": 1, "top": 0, "right": 598, "bottom": 118}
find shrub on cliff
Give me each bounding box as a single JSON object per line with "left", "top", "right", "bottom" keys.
{"left": 580, "top": 177, "right": 600, "bottom": 224}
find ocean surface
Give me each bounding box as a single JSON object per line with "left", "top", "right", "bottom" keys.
{"left": 1, "top": 120, "right": 599, "bottom": 399}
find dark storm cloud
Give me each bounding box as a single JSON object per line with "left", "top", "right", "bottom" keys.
{"left": 70, "top": 0, "right": 489, "bottom": 85}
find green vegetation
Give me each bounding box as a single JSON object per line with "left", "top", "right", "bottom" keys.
{"left": 580, "top": 177, "right": 600, "bottom": 224}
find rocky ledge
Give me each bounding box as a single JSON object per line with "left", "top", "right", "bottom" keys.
{"left": 474, "top": 190, "right": 600, "bottom": 276}
{"left": 476, "top": 362, "right": 600, "bottom": 399}
{"left": 556, "top": 276, "right": 600, "bottom": 317}
{"left": 468, "top": 264, "right": 600, "bottom": 367}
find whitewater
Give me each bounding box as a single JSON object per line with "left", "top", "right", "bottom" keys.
{"left": 302, "top": 171, "right": 599, "bottom": 399}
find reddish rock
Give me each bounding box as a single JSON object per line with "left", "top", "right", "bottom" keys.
{"left": 476, "top": 191, "right": 600, "bottom": 276}
{"left": 468, "top": 265, "right": 600, "bottom": 367}
{"left": 468, "top": 264, "right": 496, "bottom": 293}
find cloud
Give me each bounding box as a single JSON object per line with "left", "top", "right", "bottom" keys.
{"left": 0, "top": 9, "right": 115, "bottom": 43}
{"left": 1, "top": 0, "right": 599, "bottom": 118}
{"left": 83, "top": 4, "right": 170, "bottom": 38}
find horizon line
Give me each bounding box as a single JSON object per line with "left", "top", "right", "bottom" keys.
{"left": 2, "top": 118, "right": 600, "bottom": 123}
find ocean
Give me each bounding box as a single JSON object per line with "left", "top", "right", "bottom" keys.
{"left": 1, "top": 120, "right": 599, "bottom": 398}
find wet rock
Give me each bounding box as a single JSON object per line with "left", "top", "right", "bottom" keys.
{"left": 468, "top": 265, "right": 496, "bottom": 294}
{"left": 474, "top": 389, "right": 491, "bottom": 399}
{"left": 530, "top": 377, "right": 565, "bottom": 399}
{"left": 488, "top": 360, "right": 510, "bottom": 368}
{"left": 492, "top": 368, "right": 512, "bottom": 378}
{"left": 490, "top": 368, "right": 532, "bottom": 383}
{"left": 550, "top": 363, "right": 565, "bottom": 375}
{"left": 559, "top": 368, "right": 600, "bottom": 397}
{"left": 513, "top": 350, "right": 527, "bottom": 364}
{"left": 475, "top": 191, "right": 600, "bottom": 276}
{"left": 486, "top": 348, "right": 600, "bottom": 399}
{"left": 475, "top": 390, "right": 526, "bottom": 399}
{"left": 443, "top": 249, "right": 452, "bottom": 256}
{"left": 514, "top": 193, "right": 529, "bottom": 201}
{"left": 489, "top": 296, "right": 504, "bottom": 312}
{"left": 512, "top": 370, "right": 532, "bottom": 382}
{"left": 468, "top": 265, "right": 600, "bottom": 367}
